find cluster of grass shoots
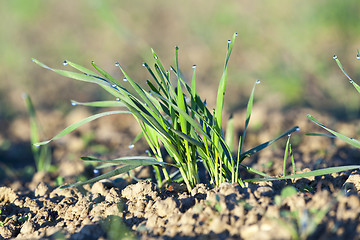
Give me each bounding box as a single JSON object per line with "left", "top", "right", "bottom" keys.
{"left": 32, "top": 34, "right": 360, "bottom": 192}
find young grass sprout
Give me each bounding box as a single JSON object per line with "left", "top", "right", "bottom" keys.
{"left": 32, "top": 34, "right": 360, "bottom": 192}
{"left": 23, "top": 93, "right": 52, "bottom": 172}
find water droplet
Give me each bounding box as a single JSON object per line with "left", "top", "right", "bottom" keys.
{"left": 256, "top": 80, "right": 261, "bottom": 84}
{"left": 63, "top": 60, "right": 68, "bottom": 66}
{"left": 199, "top": 159, "right": 204, "bottom": 163}
{"left": 111, "top": 84, "right": 116, "bottom": 87}
{"left": 115, "top": 62, "right": 120, "bottom": 67}
{"left": 235, "top": 32, "right": 238, "bottom": 37}
{"left": 186, "top": 97, "right": 191, "bottom": 103}
{"left": 93, "top": 169, "right": 99, "bottom": 174}
{"left": 71, "top": 102, "right": 77, "bottom": 106}
{"left": 142, "top": 62, "right": 146, "bottom": 67}
{"left": 192, "top": 65, "right": 197, "bottom": 69}
{"left": 357, "top": 54, "right": 360, "bottom": 60}
{"left": 167, "top": 126, "right": 171, "bottom": 130}
{"left": 350, "top": 80, "right": 354, "bottom": 84}
{"left": 115, "top": 98, "right": 120, "bottom": 101}
{"left": 288, "top": 133, "right": 292, "bottom": 137}
{"left": 296, "top": 127, "right": 300, "bottom": 131}
{"left": 175, "top": 46, "right": 179, "bottom": 50}
{"left": 145, "top": 150, "right": 149, "bottom": 154}
{"left": 123, "top": 77, "right": 128, "bottom": 82}
{"left": 32, "top": 59, "right": 35, "bottom": 62}
{"left": 227, "top": 40, "right": 231, "bottom": 44}
{"left": 333, "top": 55, "right": 338, "bottom": 60}
{"left": 204, "top": 100, "right": 207, "bottom": 106}
{"left": 34, "top": 144, "right": 40, "bottom": 147}
{"left": 84, "top": 73, "right": 89, "bottom": 76}
{"left": 128, "top": 144, "right": 135, "bottom": 149}
{"left": 91, "top": 61, "right": 94, "bottom": 64}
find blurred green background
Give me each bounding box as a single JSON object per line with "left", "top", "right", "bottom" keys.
{"left": 1, "top": 0, "right": 360, "bottom": 174}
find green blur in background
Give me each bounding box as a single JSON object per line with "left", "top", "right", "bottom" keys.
{"left": 1, "top": 0, "right": 360, "bottom": 126}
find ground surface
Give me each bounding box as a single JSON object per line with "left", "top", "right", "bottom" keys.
{"left": 1, "top": 105, "right": 360, "bottom": 240}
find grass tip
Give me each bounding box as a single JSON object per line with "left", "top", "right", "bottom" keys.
{"left": 21, "top": 92, "right": 28, "bottom": 100}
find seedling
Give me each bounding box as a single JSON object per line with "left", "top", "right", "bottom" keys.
{"left": 23, "top": 93, "right": 52, "bottom": 172}
{"left": 273, "top": 186, "right": 331, "bottom": 240}
{"left": 32, "top": 34, "right": 360, "bottom": 192}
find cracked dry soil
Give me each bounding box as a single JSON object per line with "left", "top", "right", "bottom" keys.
{"left": 1, "top": 170, "right": 360, "bottom": 240}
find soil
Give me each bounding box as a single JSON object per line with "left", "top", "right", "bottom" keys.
{"left": 1, "top": 106, "right": 360, "bottom": 240}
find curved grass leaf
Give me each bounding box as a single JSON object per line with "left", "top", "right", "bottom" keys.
{"left": 71, "top": 100, "right": 127, "bottom": 108}
{"left": 333, "top": 55, "right": 360, "bottom": 94}
{"left": 245, "top": 165, "right": 360, "bottom": 182}
{"left": 32, "top": 58, "right": 113, "bottom": 87}
{"left": 81, "top": 156, "right": 176, "bottom": 167}
{"left": 34, "top": 110, "right": 130, "bottom": 146}
{"left": 60, "top": 165, "right": 140, "bottom": 189}
{"left": 307, "top": 114, "right": 360, "bottom": 148}
{"left": 239, "top": 126, "right": 300, "bottom": 162}
{"left": 64, "top": 60, "right": 100, "bottom": 77}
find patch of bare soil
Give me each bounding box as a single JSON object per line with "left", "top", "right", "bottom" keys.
{"left": 1, "top": 170, "right": 360, "bottom": 239}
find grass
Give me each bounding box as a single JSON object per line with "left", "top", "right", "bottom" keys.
{"left": 22, "top": 93, "right": 52, "bottom": 172}
{"left": 32, "top": 34, "right": 360, "bottom": 192}
{"left": 307, "top": 53, "right": 360, "bottom": 148}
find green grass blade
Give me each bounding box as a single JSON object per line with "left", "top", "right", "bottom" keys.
{"left": 215, "top": 33, "right": 237, "bottom": 129}
{"left": 170, "top": 128, "right": 204, "bottom": 147}
{"left": 23, "top": 93, "right": 39, "bottom": 150}
{"left": 60, "top": 165, "right": 140, "bottom": 189}
{"left": 91, "top": 61, "right": 122, "bottom": 86}
{"left": 239, "top": 126, "right": 300, "bottom": 162}
{"left": 64, "top": 60, "right": 100, "bottom": 77}
{"left": 225, "top": 114, "right": 234, "bottom": 153}
{"left": 240, "top": 164, "right": 271, "bottom": 178}
{"left": 305, "top": 132, "right": 336, "bottom": 138}
{"left": 245, "top": 165, "right": 360, "bottom": 182}
{"left": 81, "top": 156, "right": 175, "bottom": 167}
{"left": 240, "top": 80, "right": 259, "bottom": 153}
{"left": 32, "top": 58, "right": 113, "bottom": 87}
{"left": 23, "top": 93, "right": 51, "bottom": 172}
{"left": 35, "top": 110, "right": 131, "bottom": 146}
{"left": 333, "top": 55, "right": 360, "bottom": 94}
{"left": 283, "top": 136, "right": 291, "bottom": 176}
{"left": 71, "top": 100, "right": 126, "bottom": 108}
{"left": 150, "top": 91, "right": 211, "bottom": 140}
{"left": 307, "top": 114, "right": 360, "bottom": 148}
